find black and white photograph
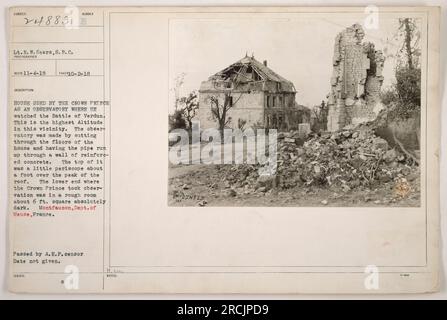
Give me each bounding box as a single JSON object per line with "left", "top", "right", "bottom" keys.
{"left": 3, "top": 5, "right": 442, "bottom": 296}
{"left": 168, "top": 16, "right": 423, "bottom": 207}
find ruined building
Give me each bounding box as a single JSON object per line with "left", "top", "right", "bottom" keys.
{"left": 198, "top": 55, "right": 309, "bottom": 131}
{"left": 327, "top": 24, "right": 385, "bottom": 132}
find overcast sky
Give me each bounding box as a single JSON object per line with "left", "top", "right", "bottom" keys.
{"left": 169, "top": 15, "right": 422, "bottom": 109}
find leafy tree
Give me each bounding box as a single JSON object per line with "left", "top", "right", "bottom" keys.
{"left": 178, "top": 91, "right": 199, "bottom": 131}
{"left": 381, "top": 18, "right": 421, "bottom": 119}
{"left": 397, "top": 18, "right": 421, "bottom": 70}
{"left": 169, "top": 109, "right": 187, "bottom": 131}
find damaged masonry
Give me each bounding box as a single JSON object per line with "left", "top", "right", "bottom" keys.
{"left": 198, "top": 55, "right": 311, "bottom": 134}
{"left": 327, "top": 23, "right": 386, "bottom": 131}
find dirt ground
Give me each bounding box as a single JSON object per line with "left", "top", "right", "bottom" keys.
{"left": 168, "top": 163, "right": 421, "bottom": 207}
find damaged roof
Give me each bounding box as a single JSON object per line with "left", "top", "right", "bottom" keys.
{"left": 208, "top": 55, "right": 296, "bottom": 93}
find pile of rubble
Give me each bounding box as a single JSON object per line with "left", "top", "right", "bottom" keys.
{"left": 220, "top": 127, "right": 419, "bottom": 194}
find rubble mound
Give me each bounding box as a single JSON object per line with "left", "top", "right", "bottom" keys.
{"left": 276, "top": 128, "right": 416, "bottom": 190}
{"left": 221, "top": 128, "right": 419, "bottom": 194}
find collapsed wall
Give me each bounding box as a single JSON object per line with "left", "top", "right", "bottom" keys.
{"left": 327, "top": 23, "right": 385, "bottom": 132}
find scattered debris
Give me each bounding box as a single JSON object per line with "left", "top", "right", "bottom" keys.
{"left": 211, "top": 126, "right": 418, "bottom": 197}
{"left": 394, "top": 177, "right": 412, "bottom": 198}
{"left": 197, "top": 200, "right": 207, "bottom": 207}
{"left": 226, "top": 189, "right": 237, "bottom": 197}
{"left": 169, "top": 123, "right": 420, "bottom": 206}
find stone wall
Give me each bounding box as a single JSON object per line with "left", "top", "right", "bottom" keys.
{"left": 198, "top": 91, "right": 302, "bottom": 131}
{"left": 198, "top": 81, "right": 304, "bottom": 131}
{"left": 327, "top": 24, "right": 385, "bottom": 131}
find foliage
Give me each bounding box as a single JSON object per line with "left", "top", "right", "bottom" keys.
{"left": 311, "top": 100, "right": 328, "bottom": 132}
{"left": 173, "top": 73, "right": 186, "bottom": 111}
{"left": 250, "top": 120, "right": 264, "bottom": 131}
{"left": 169, "top": 109, "right": 187, "bottom": 131}
{"left": 237, "top": 118, "right": 247, "bottom": 130}
{"left": 381, "top": 66, "right": 420, "bottom": 117}
{"left": 178, "top": 91, "right": 199, "bottom": 130}
{"left": 395, "top": 66, "right": 421, "bottom": 106}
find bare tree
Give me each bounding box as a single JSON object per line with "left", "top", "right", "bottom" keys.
{"left": 397, "top": 18, "right": 421, "bottom": 69}
{"left": 208, "top": 69, "right": 246, "bottom": 138}
{"left": 173, "top": 72, "right": 186, "bottom": 111}
{"left": 209, "top": 93, "right": 234, "bottom": 140}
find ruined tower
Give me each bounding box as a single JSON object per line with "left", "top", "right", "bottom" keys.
{"left": 327, "top": 24, "right": 385, "bottom": 132}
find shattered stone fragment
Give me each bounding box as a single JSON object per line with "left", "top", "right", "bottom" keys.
{"left": 383, "top": 149, "right": 398, "bottom": 163}
{"left": 226, "top": 189, "right": 237, "bottom": 197}
{"left": 197, "top": 200, "right": 207, "bottom": 207}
